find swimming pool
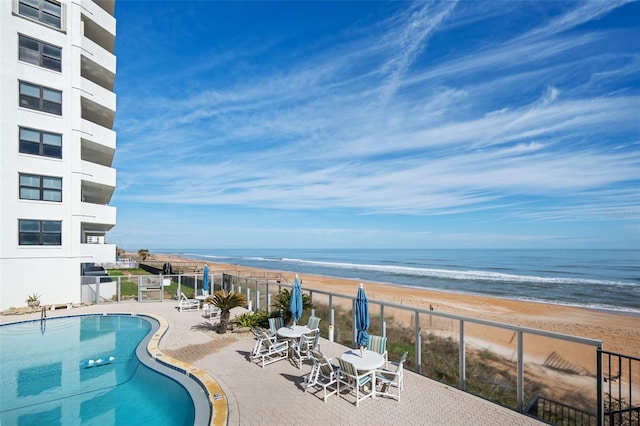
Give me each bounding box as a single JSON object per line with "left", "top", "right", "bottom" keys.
{"left": 0, "top": 314, "right": 210, "bottom": 425}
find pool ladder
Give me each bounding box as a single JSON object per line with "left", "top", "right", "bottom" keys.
{"left": 40, "top": 306, "right": 46, "bottom": 334}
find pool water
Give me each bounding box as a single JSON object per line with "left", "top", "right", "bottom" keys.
{"left": 0, "top": 315, "right": 196, "bottom": 426}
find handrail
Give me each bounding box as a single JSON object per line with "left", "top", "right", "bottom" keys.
{"left": 40, "top": 305, "right": 46, "bottom": 334}
{"left": 262, "top": 280, "right": 603, "bottom": 348}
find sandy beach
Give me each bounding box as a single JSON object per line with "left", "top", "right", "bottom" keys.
{"left": 138, "top": 252, "right": 639, "bottom": 359}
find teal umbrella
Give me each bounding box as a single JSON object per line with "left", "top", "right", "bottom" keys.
{"left": 203, "top": 264, "right": 209, "bottom": 294}
{"left": 290, "top": 274, "right": 303, "bottom": 326}
{"left": 355, "top": 283, "right": 370, "bottom": 352}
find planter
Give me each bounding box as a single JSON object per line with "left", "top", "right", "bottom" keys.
{"left": 27, "top": 301, "right": 40, "bottom": 308}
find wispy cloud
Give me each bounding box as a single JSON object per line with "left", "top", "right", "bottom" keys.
{"left": 112, "top": 0, "right": 639, "bottom": 247}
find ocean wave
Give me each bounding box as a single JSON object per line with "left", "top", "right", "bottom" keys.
{"left": 277, "top": 257, "right": 634, "bottom": 287}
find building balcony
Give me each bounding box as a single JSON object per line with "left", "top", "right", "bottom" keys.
{"left": 81, "top": 242, "right": 116, "bottom": 263}
{"left": 80, "top": 119, "right": 115, "bottom": 167}
{"left": 80, "top": 78, "right": 116, "bottom": 129}
{"left": 80, "top": 159, "right": 115, "bottom": 188}
{"left": 80, "top": 202, "right": 116, "bottom": 229}
{"left": 80, "top": 160, "right": 115, "bottom": 205}
{"left": 93, "top": 0, "right": 116, "bottom": 17}
{"left": 80, "top": 36, "right": 115, "bottom": 91}
{"left": 81, "top": 3, "right": 116, "bottom": 50}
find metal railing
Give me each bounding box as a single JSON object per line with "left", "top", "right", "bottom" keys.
{"left": 82, "top": 271, "right": 640, "bottom": 426}
{"left": 217, "top": 272, "right": 603, "bottom": 424}
{"left": 526, "top": 395, "right": 597, "bottom": 425}
{"left": 600, "top": 350, "right": 640, "bottom": 426}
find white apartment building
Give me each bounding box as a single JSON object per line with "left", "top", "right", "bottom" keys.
{"left": 0, "top": 0, "right": 117, "bottom": 310}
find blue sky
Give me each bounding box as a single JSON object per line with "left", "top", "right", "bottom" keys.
{"left": 111, "top": 0, "right": 640, "bottom": 251}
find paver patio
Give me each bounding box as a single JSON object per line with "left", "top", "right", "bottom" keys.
{"left": 1, "top": 302, "right": 546, "bottom": 425}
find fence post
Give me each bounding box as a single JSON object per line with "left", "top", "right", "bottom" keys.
{"left": 329, "top": 308, "right": 335, "bottom": 342}
{"left": 459, "top": 319, "right": 466, "bottom": 391}
{"left": 415, "top": 311, "right": 421, "bottom": 374}
{"left": 117, "top": 276, "right": 121, "bottom": 303}
{"left": 254, "top": 280, "right": 259, "bottom": 309}
{"left": 517, "top": 330, "right": 523, "bottom": 411}
{"left": 329, "top": 294, "right": 333, "bottom": 318}
{"left": 380, "top": 305, "right": 385, "bottom": 336}
{"left": 596, "top": 348, "right": 603, "bottom": 426}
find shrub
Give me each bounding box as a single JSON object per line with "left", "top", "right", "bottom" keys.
{"left": 233, "top": 310, "right": 270, "bottom": 329}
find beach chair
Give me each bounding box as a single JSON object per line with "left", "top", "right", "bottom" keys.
{"left": 178, "top": 292, "right": 199, "bottom": 312}
{"left": 366, "top": 334, "right": 388, "bottom": 363}
{"left": 305, "top": 350, "right": 339, "bottom": 402}
{"left": 337, "top": 358, "right": 375, "bottom": 407}
{"left": 250, "top": 331, "right": 289, "bottom": 368}
{"left": 375, "top": 351, "right": 407, "bottom": 401}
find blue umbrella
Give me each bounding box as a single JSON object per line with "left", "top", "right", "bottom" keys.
{"left": 355, "top": 283, "right": 370, "bottom": 351}
{"left": 203, "top": 264, "right": 209, "bottom": 294}
{"left": 290, "top": 274, "right": 303, "bottom": 326}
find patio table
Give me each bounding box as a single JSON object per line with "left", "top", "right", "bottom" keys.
{"left": 277, "top": 325, "right": 311, "bottom": 361}
{"left": 341, "top": 349, "right": 385, "bottom": 371}
{"left": 276, "top": 325, "right": 311, "bottom": 340}
{"left": 341, "top": 349, "right": 386, "bottom": 397}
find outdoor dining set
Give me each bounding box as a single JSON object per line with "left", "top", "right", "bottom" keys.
{"left": 248, "top": 279, "right": 407, "bottom": 406}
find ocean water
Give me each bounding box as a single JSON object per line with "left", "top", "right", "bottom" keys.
{"left": 168, "top": 249, "right": 640, "bottom": 314}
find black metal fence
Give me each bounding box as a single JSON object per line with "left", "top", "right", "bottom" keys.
{"left": 600, "top": 350, "right": 640, "bottom": 426}
{"left": 526, "top": 395, "right": 597, "bottom": 425}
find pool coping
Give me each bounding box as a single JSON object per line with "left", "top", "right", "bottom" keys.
{"left": 0, "top": 312, "right": 227, "bottom": 426}
{"left": 141, "top": 312, "right": 227, "bottom": 426}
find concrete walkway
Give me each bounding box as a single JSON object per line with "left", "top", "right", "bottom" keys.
{"left": 1, "top": 302, "right": 546, "bottom": 426}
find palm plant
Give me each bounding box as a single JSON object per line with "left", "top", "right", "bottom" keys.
{"left": 271, "top": 288, "right": 314, "bottom": 324}
{"left": 205, "top": 290, "right": 247, "bottom": 334}
{"left": 137, "top": 248, "right": 150, "bottom": 260}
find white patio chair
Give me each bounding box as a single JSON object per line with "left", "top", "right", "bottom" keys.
{"left": 304, "top": 350, "right": 339, "bottom": 402}
{"left": 250, "top": 331, "right": 289, "bottom": 368}
{"left": 202, "top": 304, "right": 220, "bottom": 320}
{"left": 268, "top": 317, "right": 285, "bottom": 339}
{"left": 250, "top": 328, "right": 274, "bottom": 359}
{"left": 306, "top": 316, "right": 321, "bottom": 331}
{"left": 337, "top": 358, "right": 375, "bottom": 407}
{"left": 366, "top": 334, "right": 388, "bottom": 363}
{"left": 177, "top": 292, "right": 199, "bottom": 312}
{"left": 375, "top": 351, "right": 407, "bottom": 401}
{"left": 292, "top": 328, "right": 320, "bottom": 369}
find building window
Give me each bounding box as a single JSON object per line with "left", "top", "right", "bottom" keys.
{"left": 19, "top": 219, "right": 62, "bottom": 245}
{"left": 18, "top": 0, "right": 62, "bottom": 29}
{"left": 19, "top": 34, "right": 61, "bottom": 72}
{"left": 19, "top": 127, "right": 62, "bottom": 158}
{"left": 19, "top": 173, "right": 62, "bottom": 202}
{"left": 19, "top": 81, "right": 62, "bottom": 115}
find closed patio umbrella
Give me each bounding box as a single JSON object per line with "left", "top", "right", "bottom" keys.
{"left": 290, "top": 274, "right": 303, "bottom": 326}
{"left": 355, "top": 283, "right": 369, "bottom": 355}
{"left": 203, "top": 264, "right": 209, "bottom": 295}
